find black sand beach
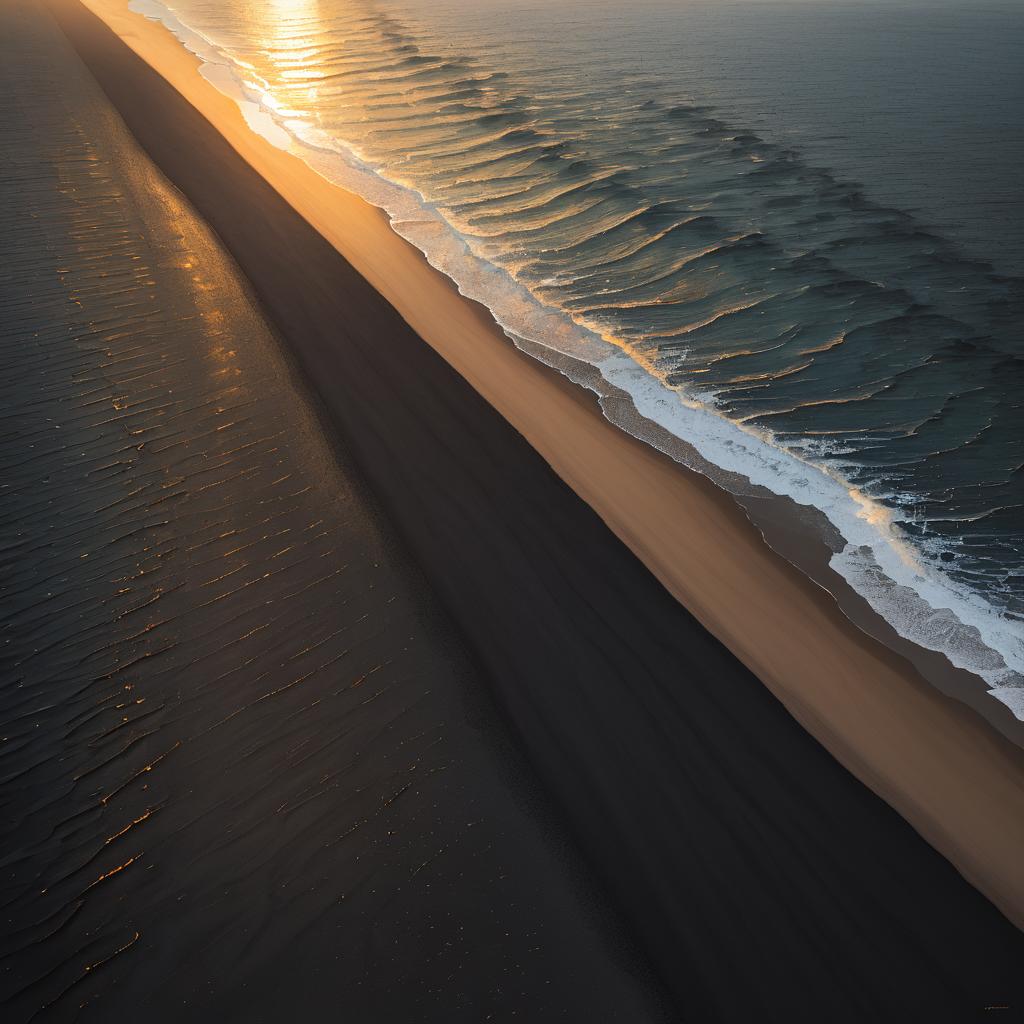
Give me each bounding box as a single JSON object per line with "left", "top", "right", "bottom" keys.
{"left": 1, "top": 0, "right": 1021, "bottom": 1019}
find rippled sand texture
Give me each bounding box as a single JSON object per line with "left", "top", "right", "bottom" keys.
{"left": 0, "top": 6, "right": 664, "bottom": 1021}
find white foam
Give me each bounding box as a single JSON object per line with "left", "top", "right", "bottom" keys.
{"left": 131, "top": 0, "right": 1024, "bottom": 717}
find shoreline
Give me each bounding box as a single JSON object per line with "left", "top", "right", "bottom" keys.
{"left": 62, "top": 0, "right": 1024, "bottom": 931}
{"left": 131, "top": 0, "right": 1024, "bottom": 729}
{"left": 46, "top": 0, "right": 1024, "bottom": 1014}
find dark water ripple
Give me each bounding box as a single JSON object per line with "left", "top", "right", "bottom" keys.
{"left": 0, "top": 7, "right": 659, "bottom": 1020}
{"left": 158, "top": 0, "right": 1024, "bottom": 646}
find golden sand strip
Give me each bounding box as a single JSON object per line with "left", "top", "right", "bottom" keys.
{"left": 76, "top": 0, "right": 1024, "bottom": 928}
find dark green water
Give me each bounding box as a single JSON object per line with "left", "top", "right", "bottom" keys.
{"left": 139, "top": 0, "right": 1024, "bottom": 716}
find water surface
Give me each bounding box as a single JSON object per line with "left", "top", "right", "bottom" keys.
{"left": 0, "top": 5, "right": 661, "bottom": 1017}
{"left": 136, "top": 0, "right": 1024, "bottom": 723}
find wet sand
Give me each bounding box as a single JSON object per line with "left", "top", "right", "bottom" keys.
{"left": 0, "top": 4, "right": 670, "bottom": 1020}
{"left": 34, "top": 0, "right": 1024, "bottom": 1019}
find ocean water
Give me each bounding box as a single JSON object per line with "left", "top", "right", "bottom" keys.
{"left": 132, "top": 0, "right": 1024, "bottom": 722}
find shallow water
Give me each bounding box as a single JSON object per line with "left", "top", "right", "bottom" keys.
{"left": 135, "top": 0, "right": 1024, "bottom": 721}
{"left": 0, "top": 5, "right": 664, "bottom": 1018}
